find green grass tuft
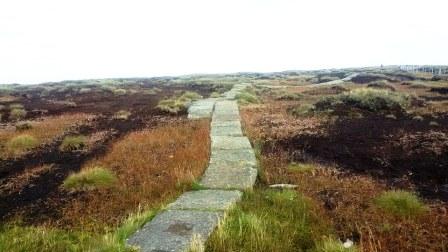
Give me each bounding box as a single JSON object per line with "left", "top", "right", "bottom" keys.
{"left": 374, "top": 190, "right": 427, "bottom": 217}
{"left": 236, "top": 92, "right": 260, "bottom": 105}
{"left": 157, "top": 91, "right": 202, "bottom": 114}
{"left": 6, "top": 134, "right": 39, "bottom": 154}
{"left": 60, "top": 135, "right": 87, "bottom": 151}
{"left": 62, "top": 166, "right": 117, "bottom": 191}
{"left": 9, "top": 108, "right": 27, "bottom": 120}
{"left": 288, "top": 162, "right": 315, "bottom": 173}
{"left": 191, "top": 181, "right": 206, "bottom": 191}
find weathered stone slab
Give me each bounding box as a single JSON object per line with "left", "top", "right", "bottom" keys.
{"left": 168, "top": 190, "right": 242, "bottom": 211}
{"left": 211, "top": 120, "right": 241, "bottom": 128}
{"left": 211, "top": 136, "right": 252, "bottom": 150}
{"left": 127, "top": 210, "right": 222, "bottom": 252}
{"left": 210, "top": 149, "right": 257, "bottom": 167}
{"left": 212, "top": 113, "right": 240, "bottom": 122}
{"left": 188, "top": 99, "right": 216, "bottom": 119}
{"left": 211, "top": 125, "right": 243, "bottom": 136}
{"left": 200, "top": 165, "right": 257, "bottom": 190}
{"left": 214, "top": 101, "right": 239, "bottom": 113}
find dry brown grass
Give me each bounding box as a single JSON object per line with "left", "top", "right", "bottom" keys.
{"left": 241, "top": 100, "right": 448, "bottom": 252}
{"left": 0, "top": 113, "right": 93, "bottom": 159}
{"left": 57, "top": 119, "right": 210, "bottom": 231}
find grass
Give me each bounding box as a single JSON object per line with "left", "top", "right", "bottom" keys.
{"left": 236, "top": 92, "right": 260, "bottom": 105}
{"left": 374, "top": 190, "right": 427, "bottom": 217}
{"left": 0, "top": 113, "right": 91, "bottom": 159}
{"left": 205, "top": 189, "right": 332, "bottom": 252}
{"left": 0, "top": 207, "right": 158, "bottom": 252}
{"left": 59, "top": 135, "right": 87, "bottom": 151}
{"left": 62, "top": 166, "right": 118, "bottom": 191}
{"left": 9, "top": 108, "right": 27, "bottom": 120}
{"left": 157, "top": 91, "right": 203, "bottom": 114}
{"left": 5, "top": 134, "right": 39, "bottom": 155}
{"left": 288, "top": 162, "right": 315, "bottom": 173}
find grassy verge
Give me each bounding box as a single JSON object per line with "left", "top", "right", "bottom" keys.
{"left": 0, "top": 207, "right": 158, "bottom": 252}
{"left": 205, "top": 189, "right": 342, "bottom": 252}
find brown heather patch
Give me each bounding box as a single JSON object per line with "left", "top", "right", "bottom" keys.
{"left": 257, "top": 150, "right": 448, "bottom": 252}
{"left": 240, "top": 100, "right": 324, "bottom": 141}
{"left": 57, "top": 119, "right": 210, "bottom": 231}
{"left": 241, "top": 99, "right": 448, "bottom": 252}
{"left": 0, "top": 113, "right": 93, "bottom": 159}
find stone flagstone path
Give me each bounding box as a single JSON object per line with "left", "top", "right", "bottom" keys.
{"left": 127, "top": 84, "right": 257, "bottom": 252}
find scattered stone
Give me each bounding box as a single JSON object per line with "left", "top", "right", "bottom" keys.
{"left": 269, "top": 184, "right": 298, "bottom": 189}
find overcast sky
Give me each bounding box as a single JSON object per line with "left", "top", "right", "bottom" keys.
{"left": 1, "top": 0, "right": 447, "bottom": 84}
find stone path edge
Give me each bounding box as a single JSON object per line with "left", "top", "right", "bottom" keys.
{"left": 126, "top": 83, "right": 256, "bottom": 252}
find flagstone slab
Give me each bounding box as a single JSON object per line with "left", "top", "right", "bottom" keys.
{"left": 212, "top": 113, "right": 240, "bottom": 122}
{"left": 188, "top": 99, "right": 216, "bottom": 119}
{"left": 127, "top": 210, "right": 222, "bottom": 252}
{"left": 211, "top": 136, "right": 252, "bottom": 150}
{"left": 209, "top": 148, "right": 257, "bottom": 167}
{"left": 211, "top": 125, "right": 243, "bottom": 136}
{"left": 167, "top": 190, "right": 242, "bottom": 211}
{"left": 200, "top": 165, "right": 258, "bottom": 190}
{"left": 211, "top": 120, "right": 241, "bottom": 128}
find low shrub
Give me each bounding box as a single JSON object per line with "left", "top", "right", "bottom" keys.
{"left": 291, "top": 104, "right": 315, "bottom": 117}
{"left": 315, "top": 88, "right": 410, "bottom": 113}
{"left": 367, "top": 80, "right": 396, "bottom": 91}
{"left": 62, "top": 166, "right": 117, "bottom": 191}
{"left": 9, "top": 108, "right": 27, "bottom": 120}
{"left": 113, "top": 88, "right": 127, "bottom": 95}
{"left": 9, "top": 103, "right": 24, "bottom": 109}
{"left": 180, "top": 91, "right": 203, "bottom": 101}
{"left": 157, "top": 91, "right": 203, "bottom": 114}
{"left": 157, "top": 98, "right": 188, "bottom": 114}
{"left": 59, "top": 135, "right": 87, "bottom": 151}
{"left": 15, "top": 122, "right": 33, "bottom": 131}
{"left": 6, "top": 134, "right": 39, "bottom": 154}
{"left": 374, "top": 190, "right": 427, "bottom": 217}
{"left": 274, "top": 91, "right": 304, "bottom": 100}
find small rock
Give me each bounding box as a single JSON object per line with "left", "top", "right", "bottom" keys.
{"left": 343, "top": 239, "right": 354, "bottom": 248}
{"left": 269, "top": 184, "right": 298, "bottom": 189}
